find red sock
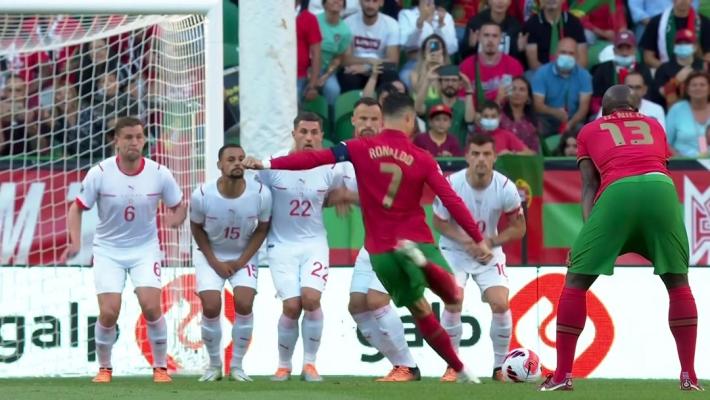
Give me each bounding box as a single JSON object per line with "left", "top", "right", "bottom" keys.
{"left": 423, "top": 262, "right": 461, "bottom": 304}
{"left": 553, "top": 287, "right": 587, "bottom": 383}
{"left": 415, "top": 313, "right": 464, "bottom": 372}
{"left": 669, "top": 285, "right": 698, "bottom": 383}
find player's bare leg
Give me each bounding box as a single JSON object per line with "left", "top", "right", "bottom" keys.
{"left": 483, "top": 286, "right": 512, "bottom": 382}
{"left": 136, "top": 287, "right": 171, "bottom": 383}
{"left": 93, "top": 293, "right": 121, "bottom": 383}
{"left": 660, "top": 273, "right": 702, "bottom": 391}
{"left": 273, "top": 297, "right": 301, "bottom": 381}
{"left": 301, "top": 287, "right": 324, "bottom": 382}
{"left": 230, "top": 286, "right": 256, "bottom": 382}
{"left": 407, "top": 298, "right": 479, "bottom": 383}
{"left": 539, "top": 272, "right": 597, "bottom": 391}
{"left": 198, "top": 290, "right": 223, "bottom": 382}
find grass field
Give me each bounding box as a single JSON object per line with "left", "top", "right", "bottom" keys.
{"left": 0, "top": 377, "right": 701, "bottom": 400}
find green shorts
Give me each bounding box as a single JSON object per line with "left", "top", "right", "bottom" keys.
{"left": 569, "top": 174, "right": 689, "bottom": 276}
{"left": 369, "top": 243, "right": 451, "bottom": 307}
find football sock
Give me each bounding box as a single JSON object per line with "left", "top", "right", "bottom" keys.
{"left": 95, "top": 322, "right": 117, "bottom": 369}
{"left": 374, "top": 305, "right": 417, "bottom": 368}
{"left": 302, "top": 309, "right": 324, "bottom": 365}
{"left": 415, "top": 313, "right": 463, "bottom": 372}
{"left": 277, "top": 314, "right": 299, "bottom": 369}
{"left": 553, "top": 287, "right": 587, "bottom": 383}
{"left": 147, "top": 315, "right": 168, "bottom": 369}
{"left": 668, "top": 285, "right": 698, "bottom": 382}
{"left": 352, "top": 311, "right": 391, "bottom": 360}
{"left": 231, "top": 313, "right": 253, "bottom": 370}
{"left": 491, "top": 310, "right": 513, "bottom": 368}
{"left": 423, "top": 262, "right": 460, "bottom": 305}
{"left": 441, "top": 309, "right": 462, "bottom": 352}
{"left": 200, "top": 315, "right": 222, "bottom": 368}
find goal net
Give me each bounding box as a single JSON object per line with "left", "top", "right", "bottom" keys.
{"left": 0, "top": 13, "right": 212, "bottom": 376}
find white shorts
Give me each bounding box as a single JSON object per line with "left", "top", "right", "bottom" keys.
{"left": 440, "top": 246, "right": 509, "bottom": 301}
{"left": 194, "top": 250, "right": 258, "bottom": 293}
{"left": 93, "top": 245, "right": 163, "bottom": 294}
{"left": 267, "top": 242, "right": 329, "bottom": 300}
{"left": 349, "top": 248, "right": 388, "bottom": 294}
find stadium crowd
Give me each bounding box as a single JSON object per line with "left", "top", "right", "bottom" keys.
{"left": 1, "top": 0, "right": 709, "bottom": 158}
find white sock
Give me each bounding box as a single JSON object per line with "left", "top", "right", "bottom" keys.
{"left": 491, "top": 310, "right": 513, "bottom": 368}
{"left": 231, "top": 313, "right": 253, "bottom": 370}
{"left": 352, "top": 311, "right": 392, "bottom": 361}
{"left": 302, "top": 309, "right": 324, "bottom": 365}
{"left": 441, "top": 309, "right": 462, "bottom": 352}
{"left": 374, "top": 305, "right": 417, "bottom": 368}
{"left": 277, "top": 314, "right": 299, "bottom": 369}
{"left": 201, "top": 316, "right": 222, "bottom": 368}
{"left": 95, "top": 322, "right": 117, "bottom": 369}
{"left": 147, "top": 316, "right": 168, "bottom": 368}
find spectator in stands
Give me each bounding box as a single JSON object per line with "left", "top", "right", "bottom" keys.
{"left": 471, "top": 100, "right": 534, "bottom": 154}
{"left": 414, "top": 103, "right": 464, "bottom": 156}
{"left": 1, "top": 74, "right": 37, "bottom": 127}
{"left": 594, "top": 72, "right": 666, "bottom": 128}
{"left": 653, "top": 29, "right": 707, "bottom": 109}
{"left": 628, "top": 0, "right": 672, "bottom": 40}
{"left": 459, "top": 22, "right": 524, "bottom": 105}
{"left": 592, "top": 30, "right": 653, "bottom": 115}
{"left": 409, "top": 34, "right": 451, "bottom": 99}
{"left": 523, "top": 0, "right": 587, "bottom": 72}
{"left": 296, "top": 1, "right": 323, "bottom": 102}
{"left": 43, "top": 81, "right": 81, "bottom": 156}
{"left": 414, "top": 64, "right": 475, "bottom": 145}
{"left": 501, "top": 76, "right": 540, "bottom": 153}
{"left": 532, "top": 37, "right": 592, "bottom": 136}
{"left": 461, "top": 0, "right": 526, "bottom": 62}
{"left": 640, "top": 0, "right": 710, "bottom": 69}
{"left": 309, "top": 0, "right": 362, "bottom": 17}
{"left": 554, "top": 131, "right": 578, "bottom": 156}
{"left": 317, "top": 0, "right": 352, "bottom": 105}
{"left": 398, "top": 1, "right": 458, "bottom": 89}
{"left": 580, "top": 0, "right": 627, "bottom": 44}
{"left": 75, "top": 38, "right": 119, "bottom": 99}
{"left": 340, "top": 0, "right": 400, "bottom": 92}
{"left": 666, "top": 71, "right": 710, "bottom": 157}
{"left": 451, "top": 0, "right": 484, "bottom": 40}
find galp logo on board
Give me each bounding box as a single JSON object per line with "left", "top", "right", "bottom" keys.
{"left": 684, "top": 177, "right": 710, "bottom": 265}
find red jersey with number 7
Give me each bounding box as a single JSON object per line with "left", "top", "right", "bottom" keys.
{"left": 268, "top": 129, "right": 485, "bottom": 254}
{"left": 577, "top": 111, "right": 672, "bottom": 200}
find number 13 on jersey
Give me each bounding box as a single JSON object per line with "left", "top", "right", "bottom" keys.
{"left": 380, "top": 162, "right": 402, "bottom": 208}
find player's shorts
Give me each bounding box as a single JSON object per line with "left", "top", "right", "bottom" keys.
{"left": 440, "top": 246, "right": 508, "bottom": 301}
{"left": 193, "top": 250, "right": 258, "bottom": 293}
{"left": 267, "top": 241, "right": 329, "bottom": 300}
{"left": 570, "top": 174, "right": 689, "bottom": 276}
{"left": 93, "top": 244, "right": 163, "bottom": 294}
{"left": 350, "top": 248, "right": 388, "bottom": 295}
{"left": 369, "top": 243, "right": 451, "bottom": 308}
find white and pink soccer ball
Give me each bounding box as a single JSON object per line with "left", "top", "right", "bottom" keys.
{"left": 501, "top": 348, "right": 542, "bottom": 383}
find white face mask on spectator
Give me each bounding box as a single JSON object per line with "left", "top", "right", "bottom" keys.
{"left": 614, "top": 55, "right": 635, "bottom": 67}
{"left": 555, "top": 54, "right": 576, "bottom": 71}
{"left": 674, "top": 44, "right": 694, "bottom": 58}
{"left": 480, "top": 118, "right": 500, "bottom": 131}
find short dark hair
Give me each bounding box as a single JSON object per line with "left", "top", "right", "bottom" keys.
{"left": 381, "top": 92, "right": 415, "bottom": 118}
{"left": 114, "top": 116, "right": 144, "bottom": 137}
{"left": 322, "top": 0, "right": 346, "bottom": 6}
{"left": 466, "top": 134, "right": 496, "bottom": 149}
{"left": 479, "top": 100, "right": 501, "bottom": 114}
{"left": 218, "top": 144, "right": 243, "bottom": 160}
{"left": 353, "top": 96, "right": 381, "bottom": 111}
{"left": 623, "top": 70, "right": 646, "bottom": 85}
{"left": 293, "top": 111, "right": 323, "bottom": 130}
{"left": 479, "top": 21, "right": 502, "bottom": 33}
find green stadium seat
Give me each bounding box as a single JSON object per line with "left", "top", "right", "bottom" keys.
{"left": 302, "top": 94, "right": 330, "bottom": 135}
{"left": 323, "top": 138, "right": 335, "bottom": 148}
{"left": 543, "top": 134, "right": 561, "bottom": 156}
{"left": 333, "top": 90, "right": 362, "bottom": 142}
{"left": 223, "top": 2, "right": 239, "bottom": 67}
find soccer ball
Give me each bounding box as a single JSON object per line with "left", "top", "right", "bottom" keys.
{"left": 501, "top": 348, "right": 542, "bottom": 383}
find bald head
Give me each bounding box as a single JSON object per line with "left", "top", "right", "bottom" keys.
{"left": 601, "top": 85, "right": 640, "bottom": 116}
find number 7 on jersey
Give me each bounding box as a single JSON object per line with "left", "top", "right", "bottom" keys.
{"left": 380, "top": 162, "right": 402, "bottom": 208}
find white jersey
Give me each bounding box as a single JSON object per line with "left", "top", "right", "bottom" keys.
{"left": 190, "top": 177, "right": 272, "bottom": 261}
{"left": 345, "top": 12, "right": 399, "bottom": 60}
{"left": 259, "top": 150, "right": 342, "bottom": 244}
{"left": 433, "top": 170, "right": 521, "bottom": 254}
{"left": 77, "top": 156, "right": 182, "bottom": 250}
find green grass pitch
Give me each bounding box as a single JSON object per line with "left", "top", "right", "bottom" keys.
{"left": 0, "top": 377, "right": 700, "bottom": 400}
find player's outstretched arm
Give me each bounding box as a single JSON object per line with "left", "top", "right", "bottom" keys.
{"left": 164, "top": 201, "right": 188, "bottom": 228}
{"left": 63, "top": 201, "right": 83, "bottom": 262}
{"left": 579, "top": 159, "right": 600, "bottom": 222}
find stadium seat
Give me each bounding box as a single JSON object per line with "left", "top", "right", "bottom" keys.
{"left": 302, "top": 94, "right": 330, "bottom": 135}
{"left": 223, "top": 1, "right": 239, "bottom": 67}
{"left": 333, "top": 90, "right": 362, "bottom": 142}
{"left": 543, "top": 134, "right": 561, "bottom": 156}
{"left": 323, "top": 138, "right": 335, "bottom": 148}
